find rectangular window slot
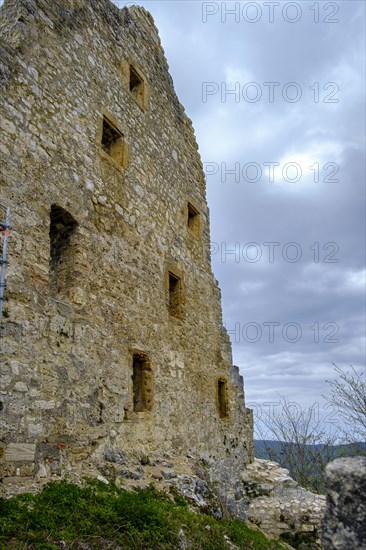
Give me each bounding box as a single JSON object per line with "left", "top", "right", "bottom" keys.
{"left": 49, "top": 205, "right": 78, "bottom": 299}
{"left": 101, "top": 116, "right": 127, "bottom": 168}
{"left": 218, "top": 379, "right": 229, "bottom": 418}
{"left": 129, "top": 65, "right": 145, "bottom": 109}
{"left": 168, "top": 272, "right": 182, "bottom": 317}
{"left": 187, "top": 202, "right": 200, "bottom": 237}
{"left": 132, "top": 353, "right": 153, "bottom": 412}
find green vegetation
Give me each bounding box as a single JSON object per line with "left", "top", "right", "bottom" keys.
{"left": 0, "top": 478, "right": 286, "bottom": 549}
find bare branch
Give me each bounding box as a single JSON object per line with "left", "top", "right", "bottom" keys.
{"left": 323, "top": 363, "right": 366, "bottom": 441}
{"left": 255, "top": 395, "right": 341, "bottom": 492}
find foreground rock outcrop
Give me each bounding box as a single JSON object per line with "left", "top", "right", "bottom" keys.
{"left": 242, "top": 459, "right": 326, "bottom": 548}
{"left": 3, "top": 450, "right": 333, "bottom": 548}
{"left": 322, "top": 456, "right": 366, "bottom": 549}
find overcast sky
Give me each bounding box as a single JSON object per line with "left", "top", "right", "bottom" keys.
{"left": 113, "top": 0, "right": 366, "bottom": 435}
{"left": 2, "top": 0, "right": 365, "bottom": 437}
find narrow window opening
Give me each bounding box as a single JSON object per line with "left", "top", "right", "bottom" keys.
{"left": 49, "top": 205, "right": 78, "bottom": 299}
{"left": 101, "top": 116, "right": 127, "bottom": 168}
{"left": 132, "top": 353, "right": 152, "bottom": 412}
{"left": 187, "top": 202, "right": 200, "bottom": 237}
{"left": 218, "top": 379, "right": 229, "bottom": 418}
{"left": 168, "top": 272, "right": 182, "bottom": 318}
{"left": 129, "top": 65, "right": 145, "bottom": 109}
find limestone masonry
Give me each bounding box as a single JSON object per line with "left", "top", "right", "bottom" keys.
{"left": 0, "top": 0, "right": 254, "bottom": 512}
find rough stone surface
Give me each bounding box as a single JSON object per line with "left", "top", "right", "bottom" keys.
{"left": 322, "top": 457, "right": 366, "bottom": 550}
{"left": 0, "top": 451, "right": 232, "bottom": 523}
{"left": 3, "top": 443, "right": 36, "bottom": 462}
{"left": 0, "top": 0, "right": 253, "bottom": 513}
{"left": 242, "top": 459, "right": 326, "bottom": 548}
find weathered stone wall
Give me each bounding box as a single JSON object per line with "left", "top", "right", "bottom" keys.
{"left": 322, "top": 456, "right": 366, "bottom": 549}
{"left": 0, "top": 0, "right": 253, "bottom": 511}
{"left": 242, "top": 459, "right": 326, "bottom": 548}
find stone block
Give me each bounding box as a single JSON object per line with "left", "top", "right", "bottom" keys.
{"left": 4, "top": 443, "right": 36, "bottom": 462}
{"left": 322, "top": 457, "right": 366, "bottom": 549}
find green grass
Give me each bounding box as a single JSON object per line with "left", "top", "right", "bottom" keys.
{"left": 0, "top": 479, "right": 287, "bottom": 549}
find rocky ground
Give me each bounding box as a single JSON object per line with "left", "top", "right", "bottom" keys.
{"left": 1, "top": 452, "right": 328, "bottom": 549}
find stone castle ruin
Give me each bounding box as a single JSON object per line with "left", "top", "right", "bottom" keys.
{"left": 3, "top": 3, "right": 361, "bottom": 546}
{"left": 0, "top": 0, "right": 254, "bottom": 512}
